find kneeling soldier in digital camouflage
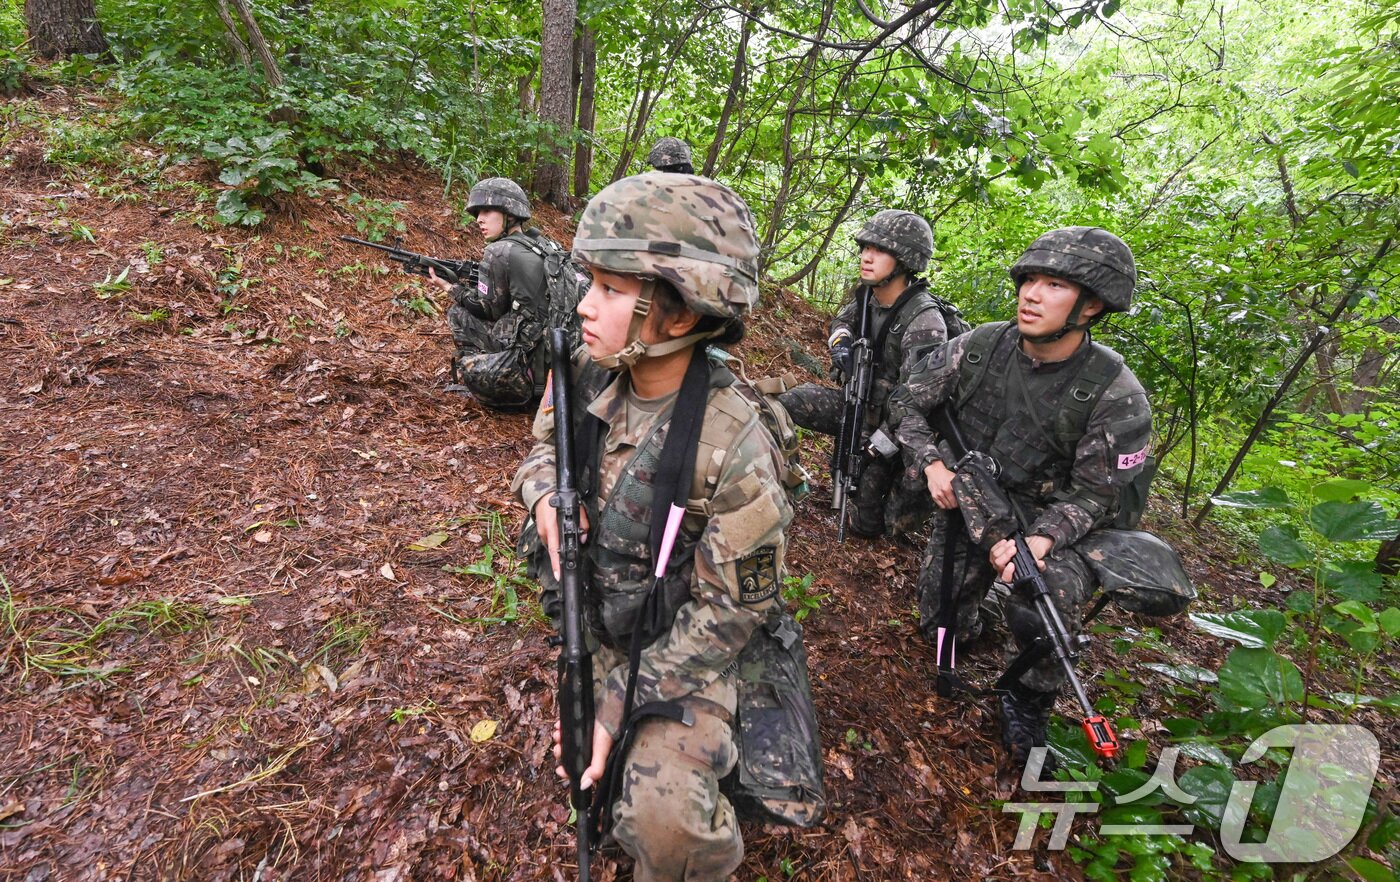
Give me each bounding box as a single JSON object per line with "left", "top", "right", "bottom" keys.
{"left": 646, "top": 137, "right": 695, "bottom": 174}
{"left": 886, "top": 227, "right": 1153, "bottom": 767}
{"left": 514, "top": 174, "right": 820, "bottom": 881}
{"left": 778, "top": 210, "right": 952, "bottom": 538}
{"left": 427, "top": 177, "right": 549, "bottom": 411}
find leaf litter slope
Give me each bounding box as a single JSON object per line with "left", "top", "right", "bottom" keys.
{"left": 2, "top": 90, "right": 1388, "bottom": 882}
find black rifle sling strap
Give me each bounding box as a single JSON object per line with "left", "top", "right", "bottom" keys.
{"left": 868, "top": 284, "right": 927, "bottom": 377}
{"left": 591, "top": 346, "right": 710, "bottom": 839}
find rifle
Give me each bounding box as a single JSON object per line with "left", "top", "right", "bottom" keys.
{"left": 932, "top": 404, "right": 1120, "bottom": 761}
{"left": 832, "top": 285, "right": 874, "bottom": 543}
{"left": 338, "top": 235, "right": 480, "bottom": 288}
{"left": 550, "top": 327, "right": 595, "bottom": 881}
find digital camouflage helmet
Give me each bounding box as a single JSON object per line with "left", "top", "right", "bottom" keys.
{"left": 1009, "top": 226, "right": 1136, "bottom": 312}
{"left": 646, "top": 137, "right": 694, "bottom": 173}
{"left": 854, "top": 210, "right": 934, "bottom": 276}
{"left": 573, "top": 172, "right": 760, "bottom": 368}
{"left": 465, "top": 177, "right": 532, "bottom": 221}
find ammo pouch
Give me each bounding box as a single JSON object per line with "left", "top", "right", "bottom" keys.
{"left": 949, "top": 451, "right": 1018, "bottom": 546}
{"left": 1075, "top": 528, "right": 1196, "bottom": 618}
{"left": 721, "top": 610, "right": 826, "bottom": 828}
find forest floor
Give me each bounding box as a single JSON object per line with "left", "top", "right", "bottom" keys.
{"left": 1, "top": 86, "right": 1395, "bottom": 882}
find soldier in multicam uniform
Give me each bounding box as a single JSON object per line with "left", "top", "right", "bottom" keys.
{"left": 646, "top": 137, "right": 695, "bottom": 174}
{"left": 886, "top": 227, "right": 1153, "bottom": 767}
{"left": 512, "top": 173, "right": 799, "bottom": 881}
{"left": 427, "top": 177, "right": 548, "bottom": 410}
{"left": 778, "top": 210, "right": 950, "bottom": 537}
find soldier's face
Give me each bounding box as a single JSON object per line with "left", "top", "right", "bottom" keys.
{"left": 475, "top": 209, "right": 507, "bottom": 240}
{"left": 1017, "top": 273, "right": 1091, "bottom": 335}
{"left": 859, "top": 245, "right": 898, "bottom": 284}
{"left": 578, "top": 268, "right": 645, "bottom": 360}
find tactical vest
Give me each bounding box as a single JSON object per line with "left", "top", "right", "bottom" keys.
{"left": 868, "top": 281, "right": 943, "bottom": 417}
{"left": 954, "top": 321, "right": 1124, "bottom": 502}
{"left": 578, "top": 358, "right": 760, "bottom": 651}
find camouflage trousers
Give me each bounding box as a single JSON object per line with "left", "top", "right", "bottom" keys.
{"left": 777, "top": 384, "right": 932, "bottom": 537}
{"left": 446, "top": 303, "right": 536, "bottom": 410}
{"left": 917, "top": 509, "right": 1094, "bottom": 693}
{"left": 595, "top": 647, "right": 744, "bottom": 882}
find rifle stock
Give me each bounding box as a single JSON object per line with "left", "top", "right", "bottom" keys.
{"left": 338, "top": 235, "right": 479, "bottom": 287}
{"left": 550, "top": 328, "right": 595, "bottom": 880}
{"left": 833, "top": 286, "right": 874, "bottom": 543}
{"left": 932, "top": 405, "right": 1120, "bottom": 761}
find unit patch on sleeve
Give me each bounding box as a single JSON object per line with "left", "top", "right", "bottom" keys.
{"left": 737, "top": 546, "right": 779, "bottom": 605}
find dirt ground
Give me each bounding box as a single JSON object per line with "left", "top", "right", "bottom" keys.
{"left": 1, "top": 88, "right": 1394, "bottom": 882}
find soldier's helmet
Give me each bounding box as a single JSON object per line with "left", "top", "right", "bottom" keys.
{"left": 647, "top": 137, "right": 694, "bottom": 171}
{"left": 465, "top": 177, "right": 532, "bottom": 220}
{"left": 573, "top": 173, "right": 760, "bottom": 319}
{"left": 1009, "top": 227, "right": 1136, "bottom": 312}
{"left": 854, "top": 210, "right": 933, "bottom": 274}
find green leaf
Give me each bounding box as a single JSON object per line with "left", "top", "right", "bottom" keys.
{"left": 1344, "top": 857, "right": 1395, "bottom": 882}
{"left": 219, "top": 166, "right": 247, "bottom": 186}
{"left": 1258, "top": 525, "right": 1314, "bottom": 567}
{"left": 1342, "top": 160, "right": 1360, "bottom": 179}
{"left": 1258, "top": 571, "right": 1276, "bottom": 589}
{"left": 1313, "top": 479, "right": 1371, "bottom": 503}
{"left": 1143, "top": 661, "right": 1218, "bottom": 684}
{"left": 1190, "top": 610, "right": 1286, "bottom": 648}
{"left": 1333, "top": 600, "right": 1377, "bottom": 627}
{"left": 1217, "top": 647, "right": 1304, "bottom": 709}
{"left": 1319, "top": 561, "right": 1384, "bottom": 601}
{"left": 1212, "top": 487, "right": 1290, "bottom": 509}
{"left": 1178, "top": 765, "right": 1234, "bottom": 828}
{"left": 1308, "top": 501, "right": 1399, "bottom": 542}
{"left": 1380, "top": 608, "right": 1400, "bottom": 637}
{"left": 1175, "top": 741, "right": 1232, "bottom": 768}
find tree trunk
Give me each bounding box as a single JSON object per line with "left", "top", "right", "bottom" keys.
{"left": 1377, "top": 534, "right": 1400, "bottom": 577}
{"left": 1344, "top": 316, "right": 1400, "bottom": 414}
{"left": 573, "top": 25, "right": 596, "bottom": 198}
{"left": 537, "top": 0, "right": 577, "bottom": 209}
{"left": 226, "top": 0, "right": 283, "bottom": 90}
{"left": 213, "top": 0, "right": 254, "bottom": 73}
{"left": 704, "top": 9, "right": 755, "bottom": 178}
{"left": 24, "top": 0, "right": 107, "bottom": 58}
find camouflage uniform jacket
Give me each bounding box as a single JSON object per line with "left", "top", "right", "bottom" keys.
{"left": 830, "top": 279, "right": 948, "bottom": 428}
{"left": 451, "top": 233, "right": 547, "bottom": 350}
{"left": 512, "top": 351, "right": 793, "bottom": 737}
{"left": 887, "top": 324, "right": 1152, "bottom": 553}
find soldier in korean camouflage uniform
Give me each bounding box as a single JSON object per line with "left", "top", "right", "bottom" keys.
{"left": 647, "top": 137, "right": 695, "bottom": 174}
{"left": 778, "top": 210, "right": 950, "bottom": 537}
{"left": 886, "top": 226, "right": 1153, "bottom": 767}
{"left": 513, "top": 173, "right": 798, "bottom": 882}
{"left": 427, "top": 177, "right": 548, "bottom": 410}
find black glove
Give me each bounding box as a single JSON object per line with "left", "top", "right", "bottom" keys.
{"left": 829, "top": 337, "right": 853, "bottom": 382}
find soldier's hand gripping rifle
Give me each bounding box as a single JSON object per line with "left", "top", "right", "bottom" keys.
{"left": 338, "top": 235, "right": 480, "bottom": 288}
{"left": 549, "top": 328, "right": 595, "bottom": 881}
{"left": 832, "top": 285, "right": 874, "bottom": 543}
{"left": 932, "top": 405, "right": 1120, "bottom": 761}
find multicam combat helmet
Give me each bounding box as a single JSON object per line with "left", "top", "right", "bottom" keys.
{"left": 646, "top": 137, "right": 694, "bottom": 173}
{"left": 1009, "top": 226, "right": 1136, "bottom": 312}
{"left": 465, "top": 177, "right": 532, "bottom": 221}
{"left": 572, "top": 172, "right": 760, "bottom": 368}
{"left": 854, "top": 210, "right": 934, "bottom": 275}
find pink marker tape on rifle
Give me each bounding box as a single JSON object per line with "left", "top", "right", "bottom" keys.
{"left": 653, "top": 505, "right": 687, "bottom": 579}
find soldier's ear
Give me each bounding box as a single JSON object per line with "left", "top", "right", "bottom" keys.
{"left": 658, "top": 304, "right": 702, "bottom": 339}
{"left": 1081, "top": 295, "right": 1106, "bottom": 321}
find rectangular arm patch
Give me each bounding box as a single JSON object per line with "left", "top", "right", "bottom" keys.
{"left": 737, "top": 546, "right": 779, "bottom": 605}
{"left": 1118, "top": 445, "right": 1148, "bottom": 470}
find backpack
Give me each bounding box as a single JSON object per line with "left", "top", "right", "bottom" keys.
{"left": 503, "top": 229, "right": 591, "bottom": 350}
{"left": 929, "top": 293, "right": 972, "bottom": 339}
{"left": 958, "top": 321, "right": 1154, "bottom": 530}
{"left": 711, "top": 349, "right": 812, "bottom": 502}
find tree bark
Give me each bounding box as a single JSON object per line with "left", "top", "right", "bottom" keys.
{"left": 573, "top": 25, "right": 596, "bottom": 198}
{"left": 704, "top": 9, "right": 756, "bottom": 177}
{"left": 537, "top": 0, "right": 577, "bottom": 209}
{"left": 213, "top": 0, "right": 254, "bottom": 74}
{"left": 24, "top": 0, "right": 108, "bottom": 58}
{"left": 226, "top": 0, "right": 283, "bottom": 89}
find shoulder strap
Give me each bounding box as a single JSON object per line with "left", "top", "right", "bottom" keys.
{"left": 955, "top": 321, "right": 1014, "bottom": 408}
{"left": 649, "top": 347, "right": 711, "bottom": 564}
{"left": 1054, "top": 341, "right": 1124, "bottom": 454}
{"left": 870, "top": 285, "right": 927, "bottom": 370}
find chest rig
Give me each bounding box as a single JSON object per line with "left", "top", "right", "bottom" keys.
{"left": 571, "top": 352, "right": 755, "bottom": 651}
{"left": 868, "top": 281, "right": 940, "bottom": 419}
{"left": 953, "top": 321, "right": 1123, "bottom": 502}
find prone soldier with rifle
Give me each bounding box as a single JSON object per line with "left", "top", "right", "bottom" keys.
{"left": 779, "top": 209, "right": 966, "bottom": 539}
{"left": 887, "top": 227, "right": 1193, "bottom": 771}
{"left": 514, "top": 174, "right": 821, "bottom": 882}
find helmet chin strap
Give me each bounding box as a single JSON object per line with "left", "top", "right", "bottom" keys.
{"left": 1022, "top": 292, "right": 1101, "bottom": 345}
{"left": 589, "top": 278, "right": 720, "bottom": 371}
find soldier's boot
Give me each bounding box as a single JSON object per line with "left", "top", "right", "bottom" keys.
{"left": 845, "top": 504, "right": 885, "bottom": 539}
{"left": 1000, "top": 683, "right": 1057, "bottom": 772}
